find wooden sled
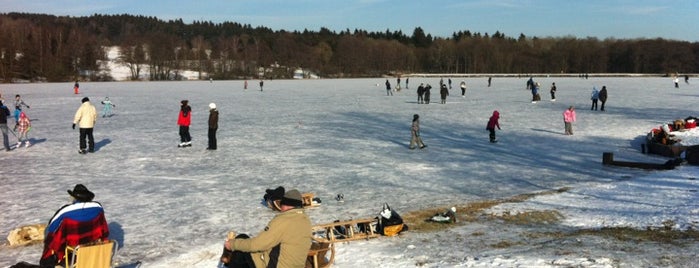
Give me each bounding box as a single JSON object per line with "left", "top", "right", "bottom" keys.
{"left": 311, "top": 218, "right": 379, "bottom": 243}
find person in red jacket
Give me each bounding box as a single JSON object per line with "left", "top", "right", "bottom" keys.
{"left": 178, "top": 100, "right": 192, "bottom": 147}
{"left": 486, "top": 110, "right": 501, "bottom": 143}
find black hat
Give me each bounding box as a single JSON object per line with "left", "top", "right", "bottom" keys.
{"left": 67, "top": 184, "right": 95, "bottom": 202}
{"left": 280, "top": 189, "right": 303, "bottom": 207}
{"left": 181, "top": 100, "right": 188, "bottom": 105}
{"left": 81, "top": 97, "right": 90, "bottom": 103}
{"left": 413, "top": 114, "right": 419, "bottom": 119}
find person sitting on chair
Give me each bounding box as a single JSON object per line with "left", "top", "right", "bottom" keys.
{"left": 40, "top": 184, "right": 110, "bottom": 267}
{"left": 222, "top": 189, "right": 312, "bottom": 268}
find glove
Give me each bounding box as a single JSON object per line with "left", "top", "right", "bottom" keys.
{"left": 72, "top": 123, "right": 76, "bottom": 129}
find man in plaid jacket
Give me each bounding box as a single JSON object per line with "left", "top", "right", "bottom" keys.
{"left": 40, "top": 184, "right": 110, "bottom": 267}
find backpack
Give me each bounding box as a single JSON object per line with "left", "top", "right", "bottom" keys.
{"left": 376, "top": 203, "right": 407, "bottom": 236}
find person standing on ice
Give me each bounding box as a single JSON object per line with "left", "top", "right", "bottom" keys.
{"left": 178, "top": 100, "right": 192, "bottom": 147}
{"left": 259, "top": 80, "right": 264, "bottom": 91}
{"left": 423, "top": 84, "right": 432, "bottom": 104}
{"left": 563, "top": 106, "right": 576, "bottom": 135}
{"left": 385, "top": 79, "right": 393, "bottom": 96}
{"left": 72, "top": 97, "right": 97, "bottom": 154}
{"left": 459, "top": 80, "right": 466, "bottom": 97}
{"left": 409, "top": 114, "right": 427, "bottom": 149}
{"left": 0, "top": 100, "right": 11, "bottom": 151}
{"left": 15, "top": 111, "right": 31, "bottom": 148}
{"left": 416, "top": 83, "right": 425, "bottom": 104}
{"left": 590, "top": 87, "right": 599, "bottom": 110}
{"left": 100, "top": 97, "right": 115, "bottom": 117}
{"left": 207, "top": 103, "right": 218, "bottom": 150}
{"left": 440, "top": 83, "right": 449, "bottom": 104}
{"left": 550, "top": 82, "right": 557, "bottom": 101}
{"left": 486, "top": 110, "right": 501, "bottom": 143}
{"left": 598, "top": 86, "right": 608, "bottom": 111}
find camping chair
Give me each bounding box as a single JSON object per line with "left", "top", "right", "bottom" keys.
{"left": 65, "top": 239, "right": 118, "bottom": 268}
{"left": 306, "top": 237, "right": 335, "bottom": 268}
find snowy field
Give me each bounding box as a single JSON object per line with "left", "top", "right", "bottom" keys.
{"left": 1, "top": 77, "right": 698, "bottom": 267}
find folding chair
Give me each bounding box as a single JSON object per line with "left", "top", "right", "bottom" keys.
{"left": 306, "top": 237, "right": 335, "bottom": 268}
{"left": 65, "top": 240, "right": 118, "bottom": 268}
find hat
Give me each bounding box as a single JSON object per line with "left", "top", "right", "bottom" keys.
{"left": 67, "top": 184, "right": 95, "bottom": 202}
{"left": 280, "top": 189, "right": 303, "bottom": 207}
{"left": 81, "top": 97, "right": 90, "bottom": 103}
{"left": 181, "top": 100, "right": 188, "bottom": 105}
{"left": 209, "top": 103, "right": 216, "bottom": 109}
{"left": 413, "top": 114, "right": 419, "bottom": 120}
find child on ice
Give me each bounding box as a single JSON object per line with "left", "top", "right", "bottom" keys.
{"left": 16, "top": 111, "right": 31, "bottom": 148}
{"left": 486, "top": 110, "right": 501, "bottom": 143}
{"left": 100, "top": 97, "right": 115, "bottom": 117}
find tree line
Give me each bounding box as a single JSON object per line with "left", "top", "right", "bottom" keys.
{"left": 0, "top": 12, "right": 697, "bottom": 82}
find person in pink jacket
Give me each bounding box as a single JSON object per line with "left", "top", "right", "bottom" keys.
{"left": 563, "top": 106, "right": 576, "bottom": 135}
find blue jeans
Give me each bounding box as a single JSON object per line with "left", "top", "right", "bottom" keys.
{"left": 0, "top": 124, "right": 10, "bottom": 150}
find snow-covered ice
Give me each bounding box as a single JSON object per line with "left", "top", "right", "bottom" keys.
{"left": 1, "top": 76, "right": 698, "bottom": 267}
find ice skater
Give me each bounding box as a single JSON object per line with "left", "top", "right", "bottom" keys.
{"left": 563, "top": 106, "right": 576, "bottom": 135}
{"left": 1, "top": 100, "right": 11, "bottom": 151}
{"left": 100, "top": 97, "right": 116, "bottom": 117}
{"left": 460, "top": 81, "right": 466, "bottom": 97}
{"left": 598, "top": 86, "right": 608, "bottom": 111}
{"left": 177, "top": 100, "right": 192, "bottom": 147}
{"left": 13, "top": 94, "right": 30, "bottom": 123}
{"left": 550, "top": 82, "right": 557, "bottom": 101}
{"left": 385, "top": 79, "right": 393, "bottom": 96}
{"left": 207, "top": 103, "right": 218, "bottom": 150}
{"left": 590, "top": 87, "right": 599, "bottom": 110}
{"left": 409, "top": 114, "right": 427, "bottom": 149}
{"left": 486, "top": 110, "right": 501, "bottom": 143}
{"left": 15, "top": 111, "right": 31, "bottom": 148}
{"left": 440, "top": 83, "right": 449, "bottom": 104}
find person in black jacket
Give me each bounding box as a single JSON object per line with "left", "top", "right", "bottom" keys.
{"left": 598, "top": 86, "right": 608, "bottom": 111}
{"left": 0, "top": 100, "right": 11, "bottom": 151}
{"left": 207, "top": 103, "right": 218, "bottom": 150}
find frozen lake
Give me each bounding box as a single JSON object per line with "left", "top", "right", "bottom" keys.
{"left": 1, "top": 77, "right": 697, "bottom": 267}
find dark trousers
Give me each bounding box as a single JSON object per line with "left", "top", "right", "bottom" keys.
{"left": 600, "top": 100, "right": 606, "bottom": 111}
{"left": 208, "top": 128, "right": 217, "bottom": 149}
{"left": 488, "top": 128, "right": 496, "bottom": 142}
{"left": 79, "top": 128, "right": 94, "bottom": 151}
{"left": 179, "top": 126, "right": 191, "bottom": 142}
{"left": 591, "top": 100, "right": 598, "bottom": 110}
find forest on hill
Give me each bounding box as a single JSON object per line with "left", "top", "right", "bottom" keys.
{"left": 0, "top": 12, "right": 697, "bottom": 82}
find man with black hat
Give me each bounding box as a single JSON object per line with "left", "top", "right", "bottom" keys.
{"left": 223, "top": 189, "right": 312, "bottom": 268}
{"left": 40, "top": 184, "right": 109, "bottom": 267}
{"left": 72, "top": 97, "right": 97, "bottom": 154}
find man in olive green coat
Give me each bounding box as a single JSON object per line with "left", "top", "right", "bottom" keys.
{"left": 225, "top": 189, "right": 312, "bottom": 268}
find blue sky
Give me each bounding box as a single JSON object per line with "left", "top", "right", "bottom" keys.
{"left": 1, "top": 0, "right": 697, "bottom": 41}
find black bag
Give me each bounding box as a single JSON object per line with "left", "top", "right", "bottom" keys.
{"left": 376, "top": 203, "right": 407, "bottom": 236}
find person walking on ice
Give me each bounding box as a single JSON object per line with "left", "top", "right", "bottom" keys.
{"left": 409, "top": 114, "right": 427, "bottom": 149}
{"left": 100, "top": 97, "right": 116, "bottom": 117}
{"left": 486, "top": 110, "right": 501, "bottom": 143}
{"left": 563, "top": 106, "right": 576, "bottom": 135}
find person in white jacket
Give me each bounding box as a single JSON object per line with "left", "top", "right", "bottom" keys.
{"left": 73, "top": 97, "right": 97, "bottom": 154}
